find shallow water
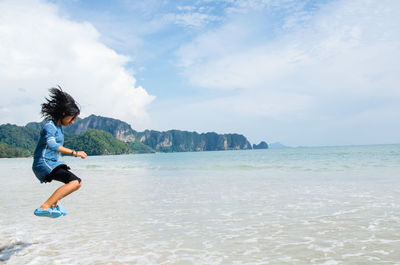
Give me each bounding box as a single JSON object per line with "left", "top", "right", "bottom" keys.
{"left": 1, "top": 145, "right": 400, "bottom": 264}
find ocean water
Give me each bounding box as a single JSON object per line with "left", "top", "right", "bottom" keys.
{"left": 1, "top": 144, "right": 400, "bottom": 264}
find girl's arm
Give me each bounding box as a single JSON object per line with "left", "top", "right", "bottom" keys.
{"left": 57, "top": 146, "right": 87, "bottom": 159}
{"left": 42, "top": 122, "right": 86, "bottom": 159}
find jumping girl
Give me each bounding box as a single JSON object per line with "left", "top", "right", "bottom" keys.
{"left": 32, "top": 87, "right": 87, "bottom": 218}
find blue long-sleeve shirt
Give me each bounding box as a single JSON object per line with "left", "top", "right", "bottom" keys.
{"left": 32, "top": 120, "right": 65, "bottom": 182}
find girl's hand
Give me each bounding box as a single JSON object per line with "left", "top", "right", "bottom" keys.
{"left": 75, "top": 151, "right": 87, "bottom": 159}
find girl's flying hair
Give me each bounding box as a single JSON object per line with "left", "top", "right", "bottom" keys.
{"left": 41, "top": 86, "right": 80, "bottom": 122}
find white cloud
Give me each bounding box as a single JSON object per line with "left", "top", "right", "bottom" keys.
{"left": 165, "top": 12, "right": 219, "bottom": 27}
{"left": 0, "top": 0, "right": 154, "bottom": 128}
{"left": 176, "top": 0, "right": 400, "bottom": 121}
{"left": 162, "top": 2, "right": 221, "bottom": 28}
{"left": 155, "top": 0, "right": 400, "bottom": 145}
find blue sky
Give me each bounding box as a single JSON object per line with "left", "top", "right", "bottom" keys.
{"left": 53, "top": 0, "right": 328, "bottom": 96}
{"left": 1, "top": 0, "right": 399, "bottom": 146}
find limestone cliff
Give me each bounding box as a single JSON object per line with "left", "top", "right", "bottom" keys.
{"left": 64, "top": 115, "right": 137, "bottom": 142}
{"left": 37, "top": 115, "right": 254, "bottom": 153}
{"left": 253, "top": 141, "right": 269, "bottom": 149}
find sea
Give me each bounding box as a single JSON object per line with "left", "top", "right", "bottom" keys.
{"left": 1, "top": 144, "right": 400, "bottom": 265}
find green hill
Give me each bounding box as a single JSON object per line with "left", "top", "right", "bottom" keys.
{"left": 64, "top": 129, "right": 132, "bottom": 156}
{"left": 0, "top": 142, "right": 31, "bottom": 158}
{"left": 126, "top": 141, "right": 156, "bottom": 154}
{"left": 0, "top": 124, "right": 40, "bottom": 157}
{"left": 64, "top": 115, "right": 137, "bottom": 142}
{"left": 136, "top": 130, "right": 252, "bottom": 152}
{"left": 1, "top": 114, "right": 260, "bottom": 158}
{"left": 61, "top": 115, "right": 253, "bottom": 152}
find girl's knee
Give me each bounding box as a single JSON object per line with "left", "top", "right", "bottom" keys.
{"left": 70, "top": 180, "right": 82, "bottom": 190}
{"left": 76, "top": 180, "right": 82, "bottom": 189}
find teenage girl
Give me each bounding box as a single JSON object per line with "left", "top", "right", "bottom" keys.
{"left": 32, "top": 87, "right": 87, "bottom": 218}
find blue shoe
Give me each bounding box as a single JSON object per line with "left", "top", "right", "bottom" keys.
{"left": 34, "top": 207, "right": 62, "bottom": 218}
{"left": 56, "top": 205, "right": 67, "bottom": 216}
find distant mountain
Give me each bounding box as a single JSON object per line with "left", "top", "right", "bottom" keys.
{"left": 64, "top": 129, "right": 132, "bottom": 156}
{"left": 0, "top": 122, "right": 141, "bottom": 157}
{"left": 0, "top": 124, "right": 39, "bottom": 153}
{"left": 25, "top": 121, "right": 44, "bottom": 131}
{"left": 61, "top": 115, "right": 252, "bottom": 152}
{"left": 0, "top": 114, "right": 258, "bottom": 157}
{"left": 0, "top": 142, "right": 31, "bottom": 158}
{"left": 64, "top": 114, "right": 137, "bottom": 142}
{"left": 268, "top": 142, "right": 290, "bottom": 149}
{"left": 136, "top": 130, "right": 252, "bottom": 152}
{"left": 253, "top": 141, "right": 269, "bottom": 149}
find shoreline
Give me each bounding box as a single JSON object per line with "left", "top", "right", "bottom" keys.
{"left": 0, "top": 156, "right": 32, "bottom": 160}
{"left": 1, "top": 143, "right": 399, "bottom": 160}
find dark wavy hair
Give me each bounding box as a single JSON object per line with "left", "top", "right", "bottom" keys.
{"left": 41, "top": 86, "right": 80, "bottom": 122}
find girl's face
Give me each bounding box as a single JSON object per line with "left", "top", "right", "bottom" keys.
{"left": 60, "top": 115, "right": 78, "bottom": 126}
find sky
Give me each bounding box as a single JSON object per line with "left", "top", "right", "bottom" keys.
{"left": 1, "top": 0, "right": 399, "bottom": 146}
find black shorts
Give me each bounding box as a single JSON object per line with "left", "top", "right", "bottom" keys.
{"left": 44, "top": 165, "right": 81, "bottom": 184}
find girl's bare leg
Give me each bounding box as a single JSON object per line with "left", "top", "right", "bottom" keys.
{"left": 40, "top": 180, "right": 82, "bottom": 209}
